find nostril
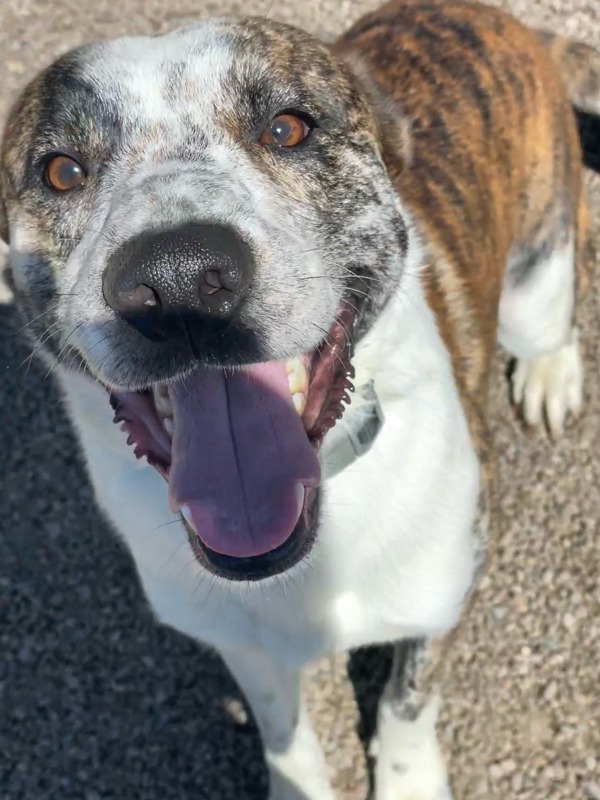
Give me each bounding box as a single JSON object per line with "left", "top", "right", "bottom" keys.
{"left": 116, "top": 284, "right": 162, "bottom": 313}
{"left": 199, "top": 270, "right": 226, "bottom": 297}
{"left": 103, "top": 222, "right": 254, "bottom": 342}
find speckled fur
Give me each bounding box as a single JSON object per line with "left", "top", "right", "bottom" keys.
{"left": 0, "top": 20, "right": 408, "bottom": 387}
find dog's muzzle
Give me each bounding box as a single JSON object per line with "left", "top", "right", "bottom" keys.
{"left": 100, "top": 222, "right": 367, "bottom": 580}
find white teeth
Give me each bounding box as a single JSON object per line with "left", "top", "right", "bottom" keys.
{"left": 285, "top": 356, "right": 301, "bottom": 375}
{"left": 293, "top": 392, "right": 306, "bottom": 416}
{"left": 153, "top": 384, "right": 173, "bottom": 420}
{"left": 286, "top": 358, "right": 308, "bottom": 416}
{"left": 163, "top": 418, "right": 174, "bottom": 438}
{"left": 288, "top": 368, "right": 308, "bottom": 394}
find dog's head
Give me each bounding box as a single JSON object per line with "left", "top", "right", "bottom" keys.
{"left": 1, "top": 16, "right": 409, "bottom": 580}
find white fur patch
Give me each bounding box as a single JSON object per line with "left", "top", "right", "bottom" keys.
{"left": 499, "top": 241, "right": 581, "bottom": 435}
{"left": 81, "top": 21, "right": 234, "bottom": 132}
{"left": 374, "top": 695, "right": 452, "bottom": 800}
{"left": 499, "top": 241, "right": 575, "bottom": 360}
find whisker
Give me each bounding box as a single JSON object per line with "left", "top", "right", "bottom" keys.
{"left": 43, "top": 322, "right": 83, "bottom": 379}
{"left": 13, "top": 305, "right": 59, "bottom": 335}
{"left": 18, "top": 321, "right": 63, "bottom": 373}
{"left": 152, "top": 519, "right": 181, "bottom": 532}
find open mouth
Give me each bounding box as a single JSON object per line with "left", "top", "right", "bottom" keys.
{"left": 108, "top": 300, "right": 356, "bottom": 580}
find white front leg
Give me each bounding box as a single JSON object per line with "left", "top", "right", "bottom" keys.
{"left": 220, "top": 647, "right": 336, "bottom": 800}
{"left": 374, "top": 640, "right": 453, "bottom": 800}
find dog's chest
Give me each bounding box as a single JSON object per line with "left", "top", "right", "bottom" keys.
{"left": 57, "top": 280, "right": 481, "bottom": 666}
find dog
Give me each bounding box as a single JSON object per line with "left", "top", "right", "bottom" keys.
{"left": 1, "top": 0, "right": 599, "bottom": 796}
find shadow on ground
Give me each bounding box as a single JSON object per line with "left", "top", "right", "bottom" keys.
{"left": 0, "top": 300, "right": 270, "bottom": 799}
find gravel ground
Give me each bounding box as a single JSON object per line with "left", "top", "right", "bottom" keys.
{"left": 0, "top": 1, "right": 598, "bottom": 799}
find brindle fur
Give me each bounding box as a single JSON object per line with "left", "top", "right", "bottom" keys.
{"left": 335, "top": 0, "right": 591, "bottom": 449}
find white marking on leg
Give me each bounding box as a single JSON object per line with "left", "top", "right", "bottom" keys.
{"left": 499, "top": 241, "right": 584, "bottom": 434}
{"left": 267, "top": 704, "right": 335, "bottom": 800}
{"left": 220, "top": 648, "right": 335, "bottom": 800}
{"left": 375, "top": 694, "right": 453, "bottom": 800}
{"left": 499, "top": 241, "right": 575, "bottom": 360}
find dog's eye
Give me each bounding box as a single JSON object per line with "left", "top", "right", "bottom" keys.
{"left": 260, "top": 114, "right": 311, "bottom": 148}
{"left": 44, "top": 155, "right": 86, "bottom": 192}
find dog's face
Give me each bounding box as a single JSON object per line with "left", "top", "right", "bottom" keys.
{"left": 1, "top": 16, "right": 408, "bottom": 580}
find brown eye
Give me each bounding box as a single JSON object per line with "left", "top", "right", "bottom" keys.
{"left": 44, "top": 155, "right": 86, "bottom": 191}
{"left": 260, "top": 114, "right": 311, "bottom": 148}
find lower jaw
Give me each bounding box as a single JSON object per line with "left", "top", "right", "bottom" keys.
{"left": 183, "top": 488, "right": 320, "bottom": 581}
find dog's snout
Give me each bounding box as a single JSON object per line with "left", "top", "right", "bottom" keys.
{"left": 102, "top": 223, "right": 255, "bottom": 341}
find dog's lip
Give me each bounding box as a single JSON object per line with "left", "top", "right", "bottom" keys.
{"left": 181, "top": 485, "right": 320, "bottom": 581}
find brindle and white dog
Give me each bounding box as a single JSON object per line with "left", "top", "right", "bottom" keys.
{"left": 1, "top": 0, "right": 599, "bottom": 797}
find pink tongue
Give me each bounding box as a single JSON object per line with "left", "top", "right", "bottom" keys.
{"left": 168, "top": 362, "right": 320, "bottom": 558}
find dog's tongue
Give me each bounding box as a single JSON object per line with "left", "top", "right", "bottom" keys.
{"left": 168, "top": 363, "right": 320, "bottom": 558}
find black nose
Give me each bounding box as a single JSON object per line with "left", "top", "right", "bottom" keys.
{"left": 102, "top": 223, "right": 255, "bottom": 342}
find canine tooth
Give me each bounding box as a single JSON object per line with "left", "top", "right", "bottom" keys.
{"left": 285, "top": 357, "right": 301, "bottom": 375}
{"left": 293, "top": 392, "right": 306, "bottom": 416}
{"left": 287, "top": 360, "right": 308, "bottom": 395}
{"left": 288, "top": 371, "right": 308, "bottom": 395}
{"left": 153, "top": 386, "right": 173, "bottom": 419}
{"left": 163, "top": 418, "right": 174, "bottom": 438}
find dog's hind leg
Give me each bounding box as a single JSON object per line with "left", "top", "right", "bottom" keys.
{"left": 220, "top": 647, "right": 335, "bottom": 800}
{"left": 373, "top": 638, "right": 452, "bottom": 800}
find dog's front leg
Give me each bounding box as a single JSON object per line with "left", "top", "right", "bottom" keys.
{"left": 220, "top": 646, "right": 335, "bottom": 800}
{"left": 374, "top": 638, "right": 452, "bottom": 800}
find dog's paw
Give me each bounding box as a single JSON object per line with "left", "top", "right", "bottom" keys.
{"left": 375, "top": 759, "right": 453, "bottom": 800}
{"left": 511, "top": 327, "right": 582, "bottom": 437}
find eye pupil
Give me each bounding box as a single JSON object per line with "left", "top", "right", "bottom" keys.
{"left": 271, "top": 118, "right": 293, "bottom": 144}
{"left": 260, "top": 114, "right": 310, "bottom": 148}
{"left": 59, "top": 162, "right": 79, "bottom": 182}
{"left": 45, "top": 155, "right": 86, "bottom": 191}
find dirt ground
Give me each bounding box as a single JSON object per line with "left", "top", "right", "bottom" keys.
{"left": 0, "top": 0, "right": 598, "bottom": 798}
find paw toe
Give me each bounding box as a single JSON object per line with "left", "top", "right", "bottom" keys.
{"left": 511, "top": 328, "right": 582, "bottom": 436}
